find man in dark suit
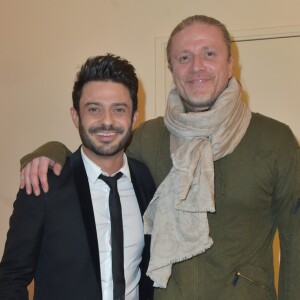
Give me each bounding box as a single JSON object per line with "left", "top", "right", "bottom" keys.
{"left": 0, "top": 54, "right": 155, "bottom": 300}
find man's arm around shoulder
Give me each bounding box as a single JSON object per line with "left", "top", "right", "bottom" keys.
{"left": 20, "top": 141, "right": 71, "bottom": 196}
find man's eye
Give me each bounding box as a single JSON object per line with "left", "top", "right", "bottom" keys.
{"left": 114, "top": 108, "right": 126, "bottom": 113}
{"left": 205, "top": 51, "right": 216, "bottom": 57}
{"left": 88, "top": 107, "right": 99, "bottom": 112}
{"left": 179, "top": 55, "right": 191, "bottom": 63}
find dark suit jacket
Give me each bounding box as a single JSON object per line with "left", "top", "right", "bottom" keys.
{"left": 0, "top": 148, "right": 156, "bottom": 300}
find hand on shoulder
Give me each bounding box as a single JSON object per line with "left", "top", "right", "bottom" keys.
{"left": 20, "top": 157, "right": 62, "bottom": 196}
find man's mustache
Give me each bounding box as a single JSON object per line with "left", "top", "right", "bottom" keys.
{"left": 88, "top": 125, "right": 124, "bottom": 134}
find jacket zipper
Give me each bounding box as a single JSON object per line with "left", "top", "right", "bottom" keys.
{"left": 233, "top": 272, "right": 270, "bottom": 290}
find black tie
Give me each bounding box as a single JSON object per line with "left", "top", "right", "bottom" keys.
{"left": 99, "top": 172, "right": 125, "bottom": 300}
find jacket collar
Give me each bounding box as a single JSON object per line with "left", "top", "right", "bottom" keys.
{"left": 70, "top": 147, "right": 102, "bottom": 296}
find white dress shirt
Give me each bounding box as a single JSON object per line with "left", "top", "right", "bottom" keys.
{"left": 81, "top": 148, "right": 144, "bottom": 300}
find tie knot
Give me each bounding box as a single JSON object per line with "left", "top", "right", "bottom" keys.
{"left": 99, "top": 172, "right": 123, "bottom": 190}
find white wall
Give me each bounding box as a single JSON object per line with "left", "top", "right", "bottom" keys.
{"left": 1, "top": 1, "right": 300, "bottom": 297}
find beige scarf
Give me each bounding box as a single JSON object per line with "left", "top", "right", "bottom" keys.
{"left": 143, "top": 77, "right": 252, "bottom": 288}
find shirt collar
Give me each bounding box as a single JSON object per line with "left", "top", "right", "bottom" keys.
{"left": 80, "top": 146, "right": 131, "bottom": 184}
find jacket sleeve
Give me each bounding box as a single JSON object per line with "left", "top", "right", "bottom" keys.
{"left": 275, "top": 127, "right": 300, "bottom": 300}
{"left": 0, "top": 189, "right": 46, "bottom": 299}
{"left": 20, "top": 141, "right": 72, "bottom": 170}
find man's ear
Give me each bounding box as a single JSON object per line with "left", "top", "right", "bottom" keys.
{"left": 228, "top": 55, "right": 234, "bottom": 78}
{"left": 70, "top": 107, "right": 79, "bottom": 129}
{"left": 132, "top": 111, "right": 139, "bottom": 127}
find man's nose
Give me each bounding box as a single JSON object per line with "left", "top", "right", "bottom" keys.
{"left": 101, "top": 110, "right": 114, "bottom": 125}
{"left": 191, "top": 55, "right": 206, "bottom": 72}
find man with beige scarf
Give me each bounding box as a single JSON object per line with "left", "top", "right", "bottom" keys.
{"left": 18, "top": 15, "right": 300, "bottom": 299}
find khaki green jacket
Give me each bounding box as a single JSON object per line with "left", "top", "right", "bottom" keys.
{"left": 21, "top": 113, "right": 300, "bottom": 300}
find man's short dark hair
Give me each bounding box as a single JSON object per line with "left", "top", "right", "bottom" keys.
{"left": 72, "top": 54, "right": 138, "bottom": 115}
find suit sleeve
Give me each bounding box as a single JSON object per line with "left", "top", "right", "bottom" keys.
{"left": 20, "top": 141, "right": 72, "bottom": 170}
{"left": 0, "top": 189, "right": 46, "bottom": 299}
{"left": 274, "top": 127, "right": 300, "bottom": 300}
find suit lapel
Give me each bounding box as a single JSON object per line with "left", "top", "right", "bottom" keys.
{"left": 70, "top": 148, "right": 102, "bottom": 296}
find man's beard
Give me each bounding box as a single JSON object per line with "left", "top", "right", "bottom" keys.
{"left": 79, "top": 121, "right": 132, "bottom": 157}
